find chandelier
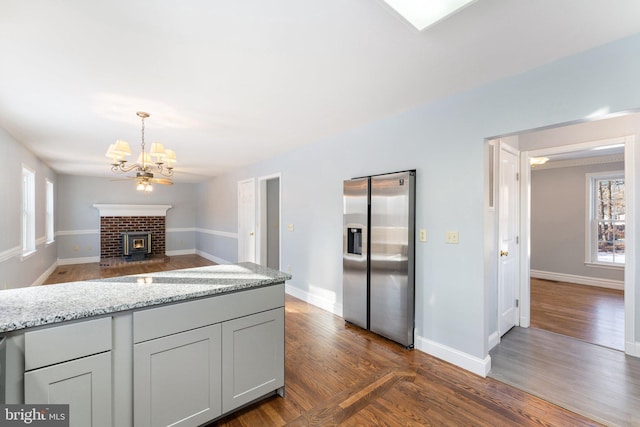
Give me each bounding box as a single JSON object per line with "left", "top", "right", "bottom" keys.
{"left": 106, "top": 112, "right": 176, "bottom": 192}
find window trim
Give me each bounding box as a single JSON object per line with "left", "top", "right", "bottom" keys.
{"left": 21, "top": 165, "right": 36, "bottom": 258}
{"left": 585, "top": 170, "right": 625, "bottom": 269}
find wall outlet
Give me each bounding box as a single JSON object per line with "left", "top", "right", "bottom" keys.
{"left": 446, "top": 231, "right": 459, "bottom": 244}
{"left": 287, "top": 265, "right": 292, "bottom": 273}
{"left": 419, "top": 229, "right": 427, "bottom": 242}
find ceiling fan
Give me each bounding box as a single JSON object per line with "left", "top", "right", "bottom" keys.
{"left": 106, "top": 112, "right": 177, "bottom": 192}
{"left": 111, "top": 171, "right": 174, "bottom": 192}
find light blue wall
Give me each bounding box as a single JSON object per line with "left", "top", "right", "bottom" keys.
{"left": 56, "top": 175, "right": 198, "bottom": 261}
{"left": 196, "top": 33, "right": 640, "bottom": 364}
{"left": 0, "top": 128, "right": 58, "bottom": 288}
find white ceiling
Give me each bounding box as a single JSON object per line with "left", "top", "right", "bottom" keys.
{"left": 2, "top": 0, "right": 640, "bottom": 182}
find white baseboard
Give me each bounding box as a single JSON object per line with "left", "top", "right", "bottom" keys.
{"left": 195, "top": 250, "right": 232, "bottom": 265}
{"left": 626, "top": 340, "right": 640, "bottom": 357}
{"left": 284, "top": 284, "right": 343, "bottom": 317}
{"left": 488, "top": 331, "right": 500, "bottom": 351}
{"left": 32, "top": 260, "right": 59, "bottom": 286}
{"left": 166, "top": 249, "right": 196, "bottom": 256}
{"left": 58, "top": 256, "right": 100, "bottom": 265}
{"left": 415, "top": 336, "right": 491, "bottom": 378}
{"left": 530, "top": 269, "right": 623, "bottom": 290}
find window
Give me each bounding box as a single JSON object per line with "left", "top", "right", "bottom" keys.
{"left": 587, "top": 172, "right": 625, "bottom": 266}
{"left": 46, "top": 178, "right": 54, "bottom": 244}
{"left": 22, "top": 166, "right": 36, "bottom": 255}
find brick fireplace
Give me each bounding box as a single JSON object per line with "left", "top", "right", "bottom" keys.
{"left": 100, "top": 216, "right": 164, "bottom": 259}
{"left": 93, "top": 204, "right": 172, "bottom": 264}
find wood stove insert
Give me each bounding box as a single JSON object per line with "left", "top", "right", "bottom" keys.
{"left": 122, "top": 232, "right": 152, "bottom": 261}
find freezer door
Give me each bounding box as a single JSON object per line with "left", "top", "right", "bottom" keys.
{"left": 369, "top": 172, "right": 415, "bottom": 347}
{"left": 343, "top": 178, "right": 369, "bottom": 330}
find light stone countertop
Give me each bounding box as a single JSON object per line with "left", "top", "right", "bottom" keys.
{"left": 0, "top": 262, "right": 291, "bottom": 333}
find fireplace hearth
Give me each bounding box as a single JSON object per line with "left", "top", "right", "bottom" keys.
{"left": 122, "top": 232, "right": 152, "bottom": 261}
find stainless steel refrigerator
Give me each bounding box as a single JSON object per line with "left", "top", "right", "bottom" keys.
{"left": 343, "top": 170, "right": 416, "bottom": 348}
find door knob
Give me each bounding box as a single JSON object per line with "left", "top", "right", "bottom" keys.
{"left": 250, "top": 232, "right": 254, "bottom": 236}
{"left": 500, "top": 250, "right": 509, "bottom": 257}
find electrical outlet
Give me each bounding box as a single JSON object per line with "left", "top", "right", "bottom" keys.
{"left": 419, "top": 229, "right": 427, "bottom": 242}
{"left": 446, "top": 231, "right": 459, "bottom": 244}
{"left": 287, "top": 265, "right": 292, "bottom": 273}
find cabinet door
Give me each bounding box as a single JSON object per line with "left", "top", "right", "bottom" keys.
{"left": 24, "top": 352, "right": 112, "bottom": 427}
{"left": 134, "top": 324, "right": 222, "bottom": 427}
{"left": 222, "top": 307, "right": 284, "bottom": 413}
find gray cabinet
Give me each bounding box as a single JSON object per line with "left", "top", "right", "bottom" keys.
{"left": 132, "top": 287, "right": 285, "bottom": 426}
{"left": 222, "top": 308, "right": 285, "bottom": 413}
{"left": 133, "top": 324, "right": 222, "bottom": 427}
{"left": 24, "top": 352, "right": 112, "bottom": 427}
{"left": 2, "top": 282, "right": 286, "bottom": 427}
{"left": 23, "top": 317, "right": 113, "bottom": 427}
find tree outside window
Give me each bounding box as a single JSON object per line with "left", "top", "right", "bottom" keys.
{"left": 591, "top": 173, "right": 625, "bottom": 265}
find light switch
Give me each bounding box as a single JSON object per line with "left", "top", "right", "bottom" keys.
{"left": 287, "top": 224, "right": 294, "bottom": 232}
{"left": 446, "top": 231, "right": 459, "bottom": 244}
{"left": 419, "top": 229, "right": 427, "bottom": 242}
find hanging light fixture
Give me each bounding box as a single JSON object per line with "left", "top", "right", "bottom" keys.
{"left": 106, "top": 112, "right": 176, "bottom": 192}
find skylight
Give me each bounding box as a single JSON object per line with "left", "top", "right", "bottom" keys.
{"left": 382, "top": 0, "right": 477, "bottom": 31}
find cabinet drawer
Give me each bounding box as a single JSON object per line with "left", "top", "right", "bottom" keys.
{"left": 25, "top": 317, "right": 112, "bottom": 370}
{"left": 133, "top": 283, "right": 284, "bottom": 343}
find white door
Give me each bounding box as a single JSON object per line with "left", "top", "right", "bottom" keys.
{"left": 238, "top": 179, "right": 256, "bottom": 263}
{"left": 498, "top": 143, "right": 520, "bottom": 336}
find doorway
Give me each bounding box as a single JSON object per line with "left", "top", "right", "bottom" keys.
{"left": 488, "top": 114, "right": 637, "bottom": 357}
{"left": 525, "top": 137, "right": 628, "bottom": 351}
{"left": 258, "top": 174, "right": 281, "bottom": 270}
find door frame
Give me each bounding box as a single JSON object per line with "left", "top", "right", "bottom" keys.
{"left": 519, "top": 135, "right": 636, "bottom": 355}
{"left": 257, "top": 173, "right": 282, "bottom": 269}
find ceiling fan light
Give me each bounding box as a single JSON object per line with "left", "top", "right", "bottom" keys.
{"left": 163, "top": 149, "right": 176, "bottom": 164}
{"left": 108, "top": 112, "right": 176, "bottom": 191}
{"left": 136, "top": 152, "right": 153, "bottom": 165}
{"left": 149, "top": 142, "right": 166, "bottom": 162}
{"left": 106, "top": 144, "right": 122, "bottom": 163}
{"left": 113, "top": 140, "right": 131, "bottom": 156}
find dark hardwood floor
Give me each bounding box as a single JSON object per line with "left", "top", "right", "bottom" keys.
{"left": 41, "top": 259, "right": 602, "bottom": 425}
{"left": 42, "top": 254, "right": 215, "bottom": 284}
{"left": 530, "top": 278, "right": 624, "bottom": 350}
{"left": 211, "top": 295, "right": 600, "bottom": 426}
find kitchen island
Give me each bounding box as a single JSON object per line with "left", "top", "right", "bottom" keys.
{"left": 0, "top": 262, "right": 290, "bottom": 427}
